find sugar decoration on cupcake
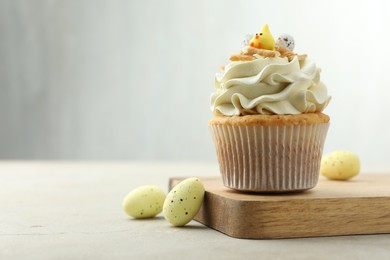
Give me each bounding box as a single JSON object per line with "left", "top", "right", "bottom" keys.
{"left": 249, "top": 24, "right": 275, "bottom": 50}
{"left": 233, "top": 24, "right": 305, "bottom": 62}
{"left": 275, "top": 34, "right": 295, "bottom": 52}
{"left": 242, "top": 34, "right": 254, "bottom": 47}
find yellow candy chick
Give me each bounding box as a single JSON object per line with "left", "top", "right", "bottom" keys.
{"left": 249, "top": 24, "right": 275, "bottom": 50}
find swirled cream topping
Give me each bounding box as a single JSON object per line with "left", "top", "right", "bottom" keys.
{"left": 211, "top": 55, "right": 331, "bottom": 116}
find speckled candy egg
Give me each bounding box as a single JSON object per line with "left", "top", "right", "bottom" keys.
{"left": 122, "top": 185, "right": 166, "bottom": 219}
{"left": 242, "top": 34, "right": 254, "bottom": 47}
{"left": 320, "top": 151, "right": 361, "bottom": 180}
{"left": 163, "top": 178, "right": 205, "bottom": 227}
{"left": 276, "top": 34, "right": 295, "bottom": 51}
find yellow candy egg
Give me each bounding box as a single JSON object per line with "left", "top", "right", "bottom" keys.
{"left": 122, "top": 185, "right": 166, "bottom": 219}
{"left": 163, "top": 178, "right": 205, "bottom": 227}
{"left": 320, "top": 151, "right": 360, "bottom": 180}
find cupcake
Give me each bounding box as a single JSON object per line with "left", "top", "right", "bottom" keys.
{"left": 209, "top": 24, "right": 331, "bottom": 192}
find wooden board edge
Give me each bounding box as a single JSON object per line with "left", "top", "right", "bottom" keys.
{"left": 169, "top": 177, "right": 390, "bottom": 239}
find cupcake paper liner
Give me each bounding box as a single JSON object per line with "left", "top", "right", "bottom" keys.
{"left": 209, "top": 123, "right": 329, "bottom": 192}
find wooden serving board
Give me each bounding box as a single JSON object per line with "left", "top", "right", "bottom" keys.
{"left": 169, "top": 174, "right": 390, "bottom": 239}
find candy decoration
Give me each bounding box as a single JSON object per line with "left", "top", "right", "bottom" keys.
{"left": 122, "top": 185, "right": 166, "bottom": 219}
{"left": 275, "top": 34, "right": 295, "bottom": 52}
{"left": 242, "top": 34, "right": 254, "bottom": 47}
{"left": 249, "top": 24, "right": 275, "bottom": 50}
{"left": 320, "top": 151, "right": 360, "bottom": 180}
{"left": 163, "top": 178, "right": 205, "bottom": 227}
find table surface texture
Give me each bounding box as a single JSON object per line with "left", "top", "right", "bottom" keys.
{"left": 1, "top": 161, "right": 390, "bottom": 260}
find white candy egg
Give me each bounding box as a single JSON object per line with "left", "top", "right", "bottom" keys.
{"left": 163, "top": 178, "right": 205, "bottom": 227}
{"left": 242, "top": 34, "right": 254, "bottom": 47}
{"left": 275, "top": 34, "right": 295, "bottom": 51}
{"left": 122, "top": 185, "right": 166, "bottom": 219}
{"left": 320, "top": 151, "right": 360, "bottom": 180}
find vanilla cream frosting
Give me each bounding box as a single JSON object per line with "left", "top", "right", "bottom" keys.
{"left": 211, "top": 55, "right": 331, "bottom": 116}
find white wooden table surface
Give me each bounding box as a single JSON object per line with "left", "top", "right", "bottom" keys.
{"left": 1, "top": 161, "right": 390, "bottom": 260}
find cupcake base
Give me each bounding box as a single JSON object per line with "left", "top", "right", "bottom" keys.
{"left": 209, "top": 113, "right": 330, "bottom": 193}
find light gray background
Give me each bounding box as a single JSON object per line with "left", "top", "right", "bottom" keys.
{"left": 1, "top": 0, "right": 390, "bottom": 169}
